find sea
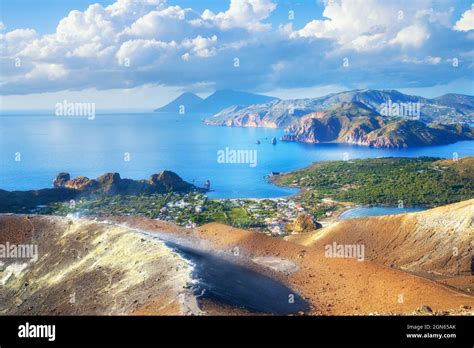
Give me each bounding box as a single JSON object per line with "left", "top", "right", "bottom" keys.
{"left": 1, "top": 111, "right": 473, "bottom": 200}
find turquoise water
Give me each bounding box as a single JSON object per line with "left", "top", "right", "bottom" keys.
{"left": 339, "top": 207, "right": 427, "bottom": 219}
{"left": 1, "top": 111, "right": 473, "bottom": 198}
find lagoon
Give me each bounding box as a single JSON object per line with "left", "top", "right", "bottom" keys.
{"left": 1, "top": 111, "right": 473, "bottom": 198}
{"left": 339, "top": 206, "right": 427, "bottom": 219}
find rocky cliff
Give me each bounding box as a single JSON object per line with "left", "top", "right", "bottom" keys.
{"left": 0, "top": 171, "right": 197, "bottom": 213}
{"left": 280, "top": 102, "right": 474, "bottom": 148}
{"left": 53, "top": 170, "right": 194, "bottom": 195}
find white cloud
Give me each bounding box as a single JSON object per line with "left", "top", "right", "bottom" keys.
{"left": 291, "top": 0, "right": 434, "bottom": 51}
{"left": 0, "top": 0, "right": 472, "bottom": 99}
{"left": 401, "top": 55, "right": 441, "bottom": 65}
{"left": 25, "top": 63, "right": 68, "bottom": 81}
{"left": 200, "top": 0, "right": 276, "bottom": 31}
{"left": 181, "top": 52, "right": 190, "bottom": 61}
{"left": 390, "top": 24, "right": 430, "bottom": 48}
{"left": 0, "top": 22, "right": 5, "bottom": 31}
{"left": 181, "top": 35, "right": 218, "bottom": 58}
{"left": 66, "top": 42, "right": 115, "bottom": 59}
{"left": 120, "top": 6, "right": 192, "bottom": 39}
{"left": 56, "top": 5, "right": 117, "bottom": 45}
{"left": 453, "top": 7, "right": 474, "bottom": 32}
{"left": 291, "top": 0, "right": 398, "bottom": 51}
{"left": 105, "top": 0, "right": 165, "bottom": 17}
{"left": 116, "top": 39, "right": 177, "bottom": 66}
{"left": 0, "top": 28, "right": 38, "bottom": 56}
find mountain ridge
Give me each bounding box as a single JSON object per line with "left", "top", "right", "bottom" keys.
{"left": 204, "top": 89, "right": 474, "bottom": 148}
{"left": 204, "top": 89, "right": 474, "bottom": 128}
{"left": 154, "top": 89, "right": 277, "bottom": 114}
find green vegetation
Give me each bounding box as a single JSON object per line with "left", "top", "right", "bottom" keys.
{"left": 297, "top": 191, "right": 341, "bottom": 219}
{"left": 27, "top": 157, "right": 474, "bottom": 235}
{"left": 274, "top": 157, "right": 474, "bottom": 206}
{"left": 47, "top": 192, "right": 266, "bottom": 230}
{"left": 48, "top": 193, "right": 171, "bottom": 218}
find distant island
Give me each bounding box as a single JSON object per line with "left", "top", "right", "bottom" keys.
{"left": 204, "top": 89, "right": 474, "bottom": 148}
{"left": 154, "top": 89, "right": 277, "bottom": 114}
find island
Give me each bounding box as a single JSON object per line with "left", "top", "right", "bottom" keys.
{"left": 204, "top": 89, "right": 474, "bottom": 148}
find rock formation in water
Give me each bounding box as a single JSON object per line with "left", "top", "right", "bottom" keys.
{"left": 0, "top": 171, "right": 198, "bottom": 213}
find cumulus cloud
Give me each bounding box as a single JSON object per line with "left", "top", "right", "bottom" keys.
{"left": 453, "top": 6, "right": 474, "bottom": 32}
{"left": 290, "top": 0, "right": 436, "bottom": 51}
{"left": 25, "top": 63, "right": 69, "bottom": 81}
{"left": 390, "top": 24, "right": 430, "bottom": 48}
{"left": 199, "top": 0, "right": 277, "bottom": 31}
{"left": 1, "top": 29, "right": 37, "bottom": 47}
{"left": 120, "top": 6, "right": 197, "bottom": 40}
{"left": 0, "top": 0, "right": 472, "bottom": 97}
{"left": 291, "top": 0, "right": 399, "bottom": 50}
{"left": 116, "top": 39, "right": 178, "bottom": 66}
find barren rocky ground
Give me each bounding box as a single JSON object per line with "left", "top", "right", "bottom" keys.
{"left": 1, "top": 200, "right": 473, "bottom": 316}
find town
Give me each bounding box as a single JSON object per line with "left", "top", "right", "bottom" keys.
{"left": 45, "top": 191, "right": 340, "bottom": 236}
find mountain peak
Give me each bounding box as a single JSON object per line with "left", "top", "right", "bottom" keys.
{"left": 155, "top": 89, "right": 277, "bottom": 115}
{"left": 154, "top": 92, "right": 203, "bottom": 113}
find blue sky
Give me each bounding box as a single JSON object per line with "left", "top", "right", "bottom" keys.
{"left": 1, "top": 0, "right": 473, "bottom": 109}
{"left": 1, "top": 0, "right": 325, "bottom": 33}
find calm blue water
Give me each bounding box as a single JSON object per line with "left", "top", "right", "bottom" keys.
{"left": 339, "top": 207, "right": 427, "bottom": 219}
{"left": 1, "top": 111, "right": 473, "bottom": 198}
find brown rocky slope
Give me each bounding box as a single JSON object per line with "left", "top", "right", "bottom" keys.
{"left": 287, "top": 199, "right": 474, "bottom": 277}
{"left": 1, "top": 200, "right": 473, "bottom": 316}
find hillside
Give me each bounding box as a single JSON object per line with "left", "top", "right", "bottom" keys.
{"left": 111, "top": 216, "right": 474, "bottom": 315}
{"left": 287, "top": 199, "right": 474, "bottom": 277}
{"left": 2, "top": 208, "right": 473, "bottom": 315}
{"left": 280, "top": 102, "right": 474, "bottom": 148}
{"left": 434, "top": 93, "right": 474, "bottom": 116}
{"left": 194, "top": 89, "right": 277, "bottom": 114}
{"left": 272, "top": 157, "right": 474, "bottom": 207}
{"left": 154, "top": 92, "right": 203, "bottom": 113}
{"left": 0, "top": 215, "right": 197, "bottom": 315}
{"left": 204, "top": 89, "right": 474, "bottom": 129}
